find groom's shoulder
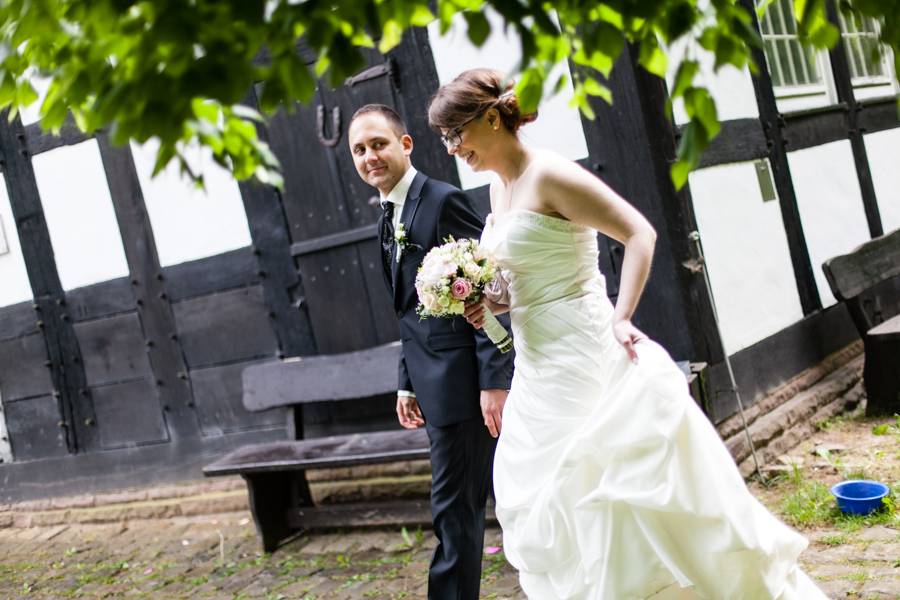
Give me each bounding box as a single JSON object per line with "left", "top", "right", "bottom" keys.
{"left": 419, "top": 174, "right": 465, "bottom": 201}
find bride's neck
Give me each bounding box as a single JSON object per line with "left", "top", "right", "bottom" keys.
{"left": 494, "top": 139, "right": 527, "bottom": 185}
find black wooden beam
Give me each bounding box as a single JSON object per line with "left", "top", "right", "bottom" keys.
{"left": 23, "top": 115, "right": 91, "bottom": 157}
{"left": 389, "top": 27, "right": 462, "bottom": 189}
{"left": 0, "top": 111, "right": 98, "bottom": 453}
{"left": 859, "top": 97, "right": 900, "bottom": 135}
{"left": 290, "top": 224, "right": 378, "bottom": 257}
{"left": 575, "top": 44, "right": 724, "bottom": 364}
{"left": 626, "top": 43, "right": 725, "bottom": 364}
{"left": 0, "top": 302, "right": 40, "bottom": 344}
{"left": 162, "top": 247, "right": 261, "bottom": 301}
{"left": 782, "top": 103, "right": 849, "bottom": 150}
{"left": 825, "top": 0, "right": 883, "bottom": 238}
{"left": 675, "top": 99, "right": 899, "bottom": 169}
{"left": 65, "top": 278, "right": 135, "bottom": 322}
{"left": 238, "top": 86, "right": 317, "bottom": 360}
{"left": 695, "top": 118, "right": 768, "bottom": 168}
{"left": 95, "top": 134, "right": 198, "bottom": 441}
{"left": 739, "top": 0, "right": 822, "bottom": 315}
{"left": 708, "top": 300, "right": 859, "bottom": 423}
{"left": 0, "top": 425, "right": 282, "bottom": 504}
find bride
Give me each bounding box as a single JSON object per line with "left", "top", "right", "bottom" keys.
{"left": 428, "top": 69, "right": 825, "bottom": 600}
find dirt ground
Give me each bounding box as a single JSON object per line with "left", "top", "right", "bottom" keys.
{"left": 750, "top": 402, "right": 900, "bottom": 531}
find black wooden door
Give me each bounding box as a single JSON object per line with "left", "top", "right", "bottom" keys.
{"left": 264, "top": 50, "right": 402, "bottom": 356}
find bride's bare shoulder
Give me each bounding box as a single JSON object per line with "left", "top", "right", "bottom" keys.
{"left": 529, "top": 149, "right": 593, "bottom": 187}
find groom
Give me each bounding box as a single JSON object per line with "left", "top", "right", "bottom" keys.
{"left": 348, "top": 104, "right": 513, "bottom": 600}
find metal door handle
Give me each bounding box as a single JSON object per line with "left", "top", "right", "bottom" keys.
{"left": 317, "top": 106, "right": 341, "bottom": 147}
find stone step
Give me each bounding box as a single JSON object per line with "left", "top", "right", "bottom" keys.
{"left": 723, "top": 353, "right": 865, "bottom": 478}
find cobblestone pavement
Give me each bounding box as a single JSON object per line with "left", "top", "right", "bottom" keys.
{"left": 3, "top": 512, "right": 900, "bottom": 599}
{"left": 0, "top": 513, "right": 519, "bottom": 600}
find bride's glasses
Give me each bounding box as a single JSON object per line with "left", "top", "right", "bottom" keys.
{"left": 440, "top": 112, "right": 484, "bottom": 149}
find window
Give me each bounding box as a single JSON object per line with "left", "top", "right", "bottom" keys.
{"left": 837, "top": 11, "right": 890, "bottom": 86}
{"left": 758, "top": 0, "right": 898, "bottom": 110}
{"left": 759, "top": 0, "right": 825, "bottom": 93}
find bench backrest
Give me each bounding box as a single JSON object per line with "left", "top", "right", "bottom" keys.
{"left": 822, "top": 227, "right": 900, "bottom": 337}
{"left": 242, "top": 341, "right": 403, "bottom": 412}
{"left": 823, "top": 228, "right": 900, "bottom": 302}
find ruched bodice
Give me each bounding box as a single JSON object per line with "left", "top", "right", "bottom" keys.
{"left": 484, "top": 210, "right": 604, "bottom": 313}
{"left": 480, "top": 210, "right": 825, "bottom": 600}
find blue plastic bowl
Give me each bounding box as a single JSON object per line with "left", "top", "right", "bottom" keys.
{"left": 830, "top": 480, "right": 890, "bottom": 515}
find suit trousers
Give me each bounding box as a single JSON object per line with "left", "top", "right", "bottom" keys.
{"left": 425, "top": 416, "right": 497, "bottom": 600}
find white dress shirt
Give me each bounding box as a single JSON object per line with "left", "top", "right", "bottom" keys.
{"left": 381, "top": 166, "right": 418, "bottom": 233}
{"left": 382, "top": 166, "right": 419, "bottom": 399}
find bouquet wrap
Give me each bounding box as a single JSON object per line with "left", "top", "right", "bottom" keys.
{"left": 415, "top": 237, "right": 513, "bottom": 354}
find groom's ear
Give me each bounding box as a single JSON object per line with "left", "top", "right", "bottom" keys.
{"left": 401, "top": 134, "right": 414, "bottom": 156}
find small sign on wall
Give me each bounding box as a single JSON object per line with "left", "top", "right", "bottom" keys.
{"left": 755, "top": 159, "right": 778, "bottom": 203}
{"left": 0, "top": 215, "right": 9, "bottom": 255}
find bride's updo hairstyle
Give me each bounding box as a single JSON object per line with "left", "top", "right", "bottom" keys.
{"left": 428, "top": 68, "right": 538, "bottom": 134}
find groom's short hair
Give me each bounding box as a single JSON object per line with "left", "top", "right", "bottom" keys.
{"left": 350, "top": 104, "right": 408, "bottom": 140}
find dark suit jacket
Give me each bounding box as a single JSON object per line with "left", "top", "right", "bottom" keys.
{"left": 378, "top": 171, "right": 514, "bottom": 428}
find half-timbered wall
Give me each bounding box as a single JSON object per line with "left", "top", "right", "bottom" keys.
{"left": 0, "top": 1, "right": 898, "bottom": 499}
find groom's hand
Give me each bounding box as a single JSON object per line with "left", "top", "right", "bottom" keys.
{"left": 397, "top": 395, "right": 425, "bottom": 429}
{"left": 480, "top": 389, "right": 508, "bottom": 438}
{"left": 463, "top": 300, "right": 487, "bottom": 329}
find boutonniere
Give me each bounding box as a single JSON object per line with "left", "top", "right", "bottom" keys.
{"left": 394, "top": 223, "right": 422, "bottom": 262}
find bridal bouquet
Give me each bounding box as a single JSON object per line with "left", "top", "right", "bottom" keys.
{"left": 415, "top": 237, "right": 513, "bottom": 353}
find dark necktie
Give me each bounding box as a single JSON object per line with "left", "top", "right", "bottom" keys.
{"left": 381, "top": 201, "right": 395, "bottom": 282}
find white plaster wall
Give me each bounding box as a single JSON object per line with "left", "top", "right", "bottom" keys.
{"left": 32, "top": 140, "right": 130, "bottom": 291}
{"left": 427, "top": 10, "right": 589, "bottom": 190}
{"left": 863, "top": 128, "right": 900, "bottom": 234}
{"left": 788, "top": 140, "right": 872, "bottom": 306}
{"left": 130, "top": 139, "right": 252, "bottom": 268}
{"left": 665, "top": 38, "right": 759, "bottom": 126}
{"left": 688, "top": 161, "right": 804, "bottom": 355}
{"left": 0, "top": 175, "right": 34, "bottom": 307}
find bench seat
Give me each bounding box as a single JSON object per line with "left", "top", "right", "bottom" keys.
{"left": 868, "top": 313, "right": 900, "bottom": 341}
{"left": 203, "top": 428, "right": 430, "bottom": 476}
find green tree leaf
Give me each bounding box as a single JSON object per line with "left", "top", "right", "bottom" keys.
{"left": 463, "top": 11, "right": 491, "bottom": 47}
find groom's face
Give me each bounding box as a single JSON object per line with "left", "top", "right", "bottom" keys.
{"left": 348, "top": 113, "right": 413, "bottom": 196}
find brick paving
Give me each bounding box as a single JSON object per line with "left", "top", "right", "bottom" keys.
{"left": 2, "top": 511, "right": 900, "bottom": 599}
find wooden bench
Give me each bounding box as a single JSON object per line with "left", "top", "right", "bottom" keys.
{"left": 823, "top": 227, "right": 900, "bottom": 416}
{"left": 206, "top": 344, "right": 711, "bottom": 551}
{"left": 203, "top": 341, "right": 434, "bottom": 552}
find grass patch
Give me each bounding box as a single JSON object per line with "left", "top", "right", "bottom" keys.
{"left": 777, "top": 477, "right": 900, "bottom": 531}
{"left": 819, "top": 534, "right": 848, "bottom": 546}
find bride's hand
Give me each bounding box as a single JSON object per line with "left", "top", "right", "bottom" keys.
{"left": 612, "top": 318, "right": 647, "bottom": 365}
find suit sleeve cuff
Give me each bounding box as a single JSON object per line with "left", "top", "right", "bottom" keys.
{"left": 398, "top": 390, "right": 417, "bottom": 398}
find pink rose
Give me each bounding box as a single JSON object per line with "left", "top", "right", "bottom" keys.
{"left": 443, "top": 261, "right": 459, "bottom": 277}
{"left": 450, "top": 278, "right": 473, "bottom": 299}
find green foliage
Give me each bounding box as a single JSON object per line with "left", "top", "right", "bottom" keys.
{"left": 0, "top": 0, "right": 895, "bottom": 189}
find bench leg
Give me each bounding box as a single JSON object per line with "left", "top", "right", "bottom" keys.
{"left": 243, "top": 471, "right": 314, "bottom": 553}
{"left": 864, "top": 336, "right": 900, "bottom": 417}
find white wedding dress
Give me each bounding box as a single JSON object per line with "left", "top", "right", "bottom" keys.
{"left": 481, "top": 210, "right": 826, "bottom": 600}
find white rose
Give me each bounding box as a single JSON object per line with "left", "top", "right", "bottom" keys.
{"left": 421, "top": 291, "right": 439, "bottom": 311}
